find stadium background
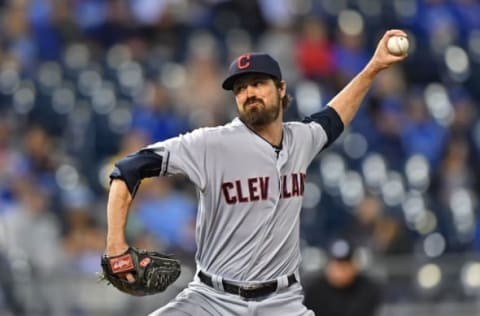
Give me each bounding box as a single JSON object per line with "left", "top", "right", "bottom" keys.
{"left": 0, "top": 0, "right": 480, "bottom": 315}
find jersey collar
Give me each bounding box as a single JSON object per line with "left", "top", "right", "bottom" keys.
{"left": 233, "top": 117, "right": 284, "bottom": 152}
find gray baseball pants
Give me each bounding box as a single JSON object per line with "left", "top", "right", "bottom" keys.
{"left": 149, "top": 274, "right": 314, "bottom": 316}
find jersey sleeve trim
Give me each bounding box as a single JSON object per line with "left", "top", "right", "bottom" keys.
{"left": 302, "top": 106, "right": 344, "bottom": 148}
{"left": 163, "top": 150, "right": 170, "bottom": 176}
{"left": 109, "top": 149, "right": 165, "bottom": 198}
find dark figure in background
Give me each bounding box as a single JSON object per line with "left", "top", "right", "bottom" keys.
{"left": 0, "top": 253, "right": 24, "bottom": 315}
{"left": 304, "top": 239, "right": 382, "bottom": 316}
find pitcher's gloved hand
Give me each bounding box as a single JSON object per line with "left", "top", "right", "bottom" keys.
{"left": 100, "top": 247, "right": 181, "bottom": 296}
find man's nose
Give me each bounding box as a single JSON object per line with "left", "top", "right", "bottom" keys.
{"left": 245, "top": 84, "right": 256, "bottom": 97}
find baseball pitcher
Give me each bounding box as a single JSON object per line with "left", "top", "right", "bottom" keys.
{"left": 103, "top": 29, "right": 408, "bottom": 315}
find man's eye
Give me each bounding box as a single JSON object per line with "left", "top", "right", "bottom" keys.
{"left": 234, "top": 86, "right": 245, "bottom": 94}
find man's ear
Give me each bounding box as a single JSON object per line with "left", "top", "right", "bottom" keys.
{"left": 279, "top": 80, "right": 287, "bottom": 98}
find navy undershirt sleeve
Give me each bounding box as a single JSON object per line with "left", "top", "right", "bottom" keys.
{"left": 109, "top": 149, "right": 163, "bottom": 198}
{"left": 302, "top": 106, "right": 344, "bottom": 148}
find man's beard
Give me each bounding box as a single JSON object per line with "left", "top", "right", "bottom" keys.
{"left": 239, "top": 94, "right": 281, "bottom": 127}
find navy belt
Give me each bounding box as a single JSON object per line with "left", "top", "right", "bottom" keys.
{"left": 198, "top": 271, "right": 297, "bottom": 299}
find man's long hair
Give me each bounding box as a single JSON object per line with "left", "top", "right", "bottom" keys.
{"left": 273, "top": 78, "right": 293, "bottom": 110}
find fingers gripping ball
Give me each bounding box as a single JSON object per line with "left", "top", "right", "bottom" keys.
{"left": 100, "top": 247, "right": 181, "bottom": 296}
{"left": 387, "top": 36, "right": 409, "bottom": 56}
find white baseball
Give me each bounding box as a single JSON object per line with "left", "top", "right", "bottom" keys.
{"left": 387, "top": 36, "right": 409, "bottom": 56}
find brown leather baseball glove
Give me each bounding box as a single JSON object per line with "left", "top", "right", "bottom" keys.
{"left": 99, "top": 247, "right": 181, "bottom": 296}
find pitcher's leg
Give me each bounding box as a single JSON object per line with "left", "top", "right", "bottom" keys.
{"left": 148, "top": 287, "right": 210, "bottom": 316}
{"left": 149, "top": 281, "right": 248, "bottom": 316}
{"left": 255, "top": 283, "right": 315, "bottom": 316}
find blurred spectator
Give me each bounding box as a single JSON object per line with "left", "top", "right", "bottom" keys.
{"left": 331, "top": 18, "right": 372, "bottom": 134}
{"left": 359, "top": 66, "right": 408, "bottom": 169}
{"left": 177, "top": 33, "right": 230, "bottom": 126}
{"left": 22, "top": 126, "right": 57, "bottom": 186}
{"left": 20, "top": 125, "right": 64, "bottom": 218}
{"left": 3, "top": 0, "right": 36, "bottom": 72}
{"left": 304, "top": 238, "right": 382, "bottom": 316}
{"left": 400, "top": 89, "right": 448, "bottom": 169}
{"left": 1, "top": 177, "right": 70, "bottom": 315}
{"left": 132, "top": 177, "right": 197, "bottom": 257}
{"left": 0, "top": 252, "right": 25, "bottom": 315}
{"left": 451, "top": 0, "right": 480, "bottom": 40}
{"left": 63, "top": 209, "right": 105, "bottom": 275}
{"left": 257, "top": 24, "right": 299, "bottom": 84}
{"left": 208, "top": 0, "right": 268, "bottom": 42}
{"left": 416, "top": 0, "right": 460, "bottom": 56}
{"left": 257, "top": 0, "right": 295, "bottom": 29}
{"left": 28, "top": 0, "right": 67, "bottom": 62}
{"left": 432, "top": 137, "right": 474, "bottom": 223}
{"left": 2, "top": 178, "right": 64, "bottom": 274}
{"left": 332, "top": 25, "right": 370, "bottom": 88}
{"left": 129, "top": 0, "right": 170, "bottom": 26}
{"left": 295, "top": 16, "right": 336, "bottom": 83}
{"left": 81, "top": 0, "right": 133, "bottom": 48}
{"left": 346, "top": 195, "right": 413, "bottom": 255}
{"left": 0, "top": 117, "right": 25, "bottom": 207}
{"left": 131, "top": 79, "right": 190, "bottom": 142}
{"left": 449, "top": 89, "right": 477, "bottom": 137}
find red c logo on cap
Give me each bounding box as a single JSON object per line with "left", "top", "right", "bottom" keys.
{"left": 237, "top": 54, "right": 251, "bottom": 69}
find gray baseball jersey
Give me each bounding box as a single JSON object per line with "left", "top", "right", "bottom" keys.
{"left": 145, "top": 117, "right": 328, "bottom": 282}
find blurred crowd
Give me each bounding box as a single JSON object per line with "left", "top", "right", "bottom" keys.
{"left": 0, "top": 0, "right": 480, "bottom": 314}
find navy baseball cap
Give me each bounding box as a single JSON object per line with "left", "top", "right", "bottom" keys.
{"left": 328, "top": 238, "right": 354, "bottom": 261}
{"left": 222, "top": 53, "right": 282, "bottom": 90}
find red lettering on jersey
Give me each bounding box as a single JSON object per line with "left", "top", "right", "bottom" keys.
{"left": 291, "top": 173, "right": 300, "bottom": 196}
{"left": 300, "top": 173, "right": 306, "bottom": 195}
{"left": 223, "top": 177, "right": 271, "bottom": 204}
{"left": 221, "top": 182, "right": 237, "bottom": 204}
{"left": 235, "top": 180, "right": 249, "bottom": 203}
{"left": 259, "top": 177, "right": 269, "bottom": 200}
{"left": 237, "top": 54, "right": 251, "bottom": 69}
{"left": 282, "top": 175, "right": 292, "bottom": 198}
{"left": 248, "top": 178, "right": 260, "bottom": 201}
{"left": 279, "top": 173, "right": 306, "bottom": 199}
